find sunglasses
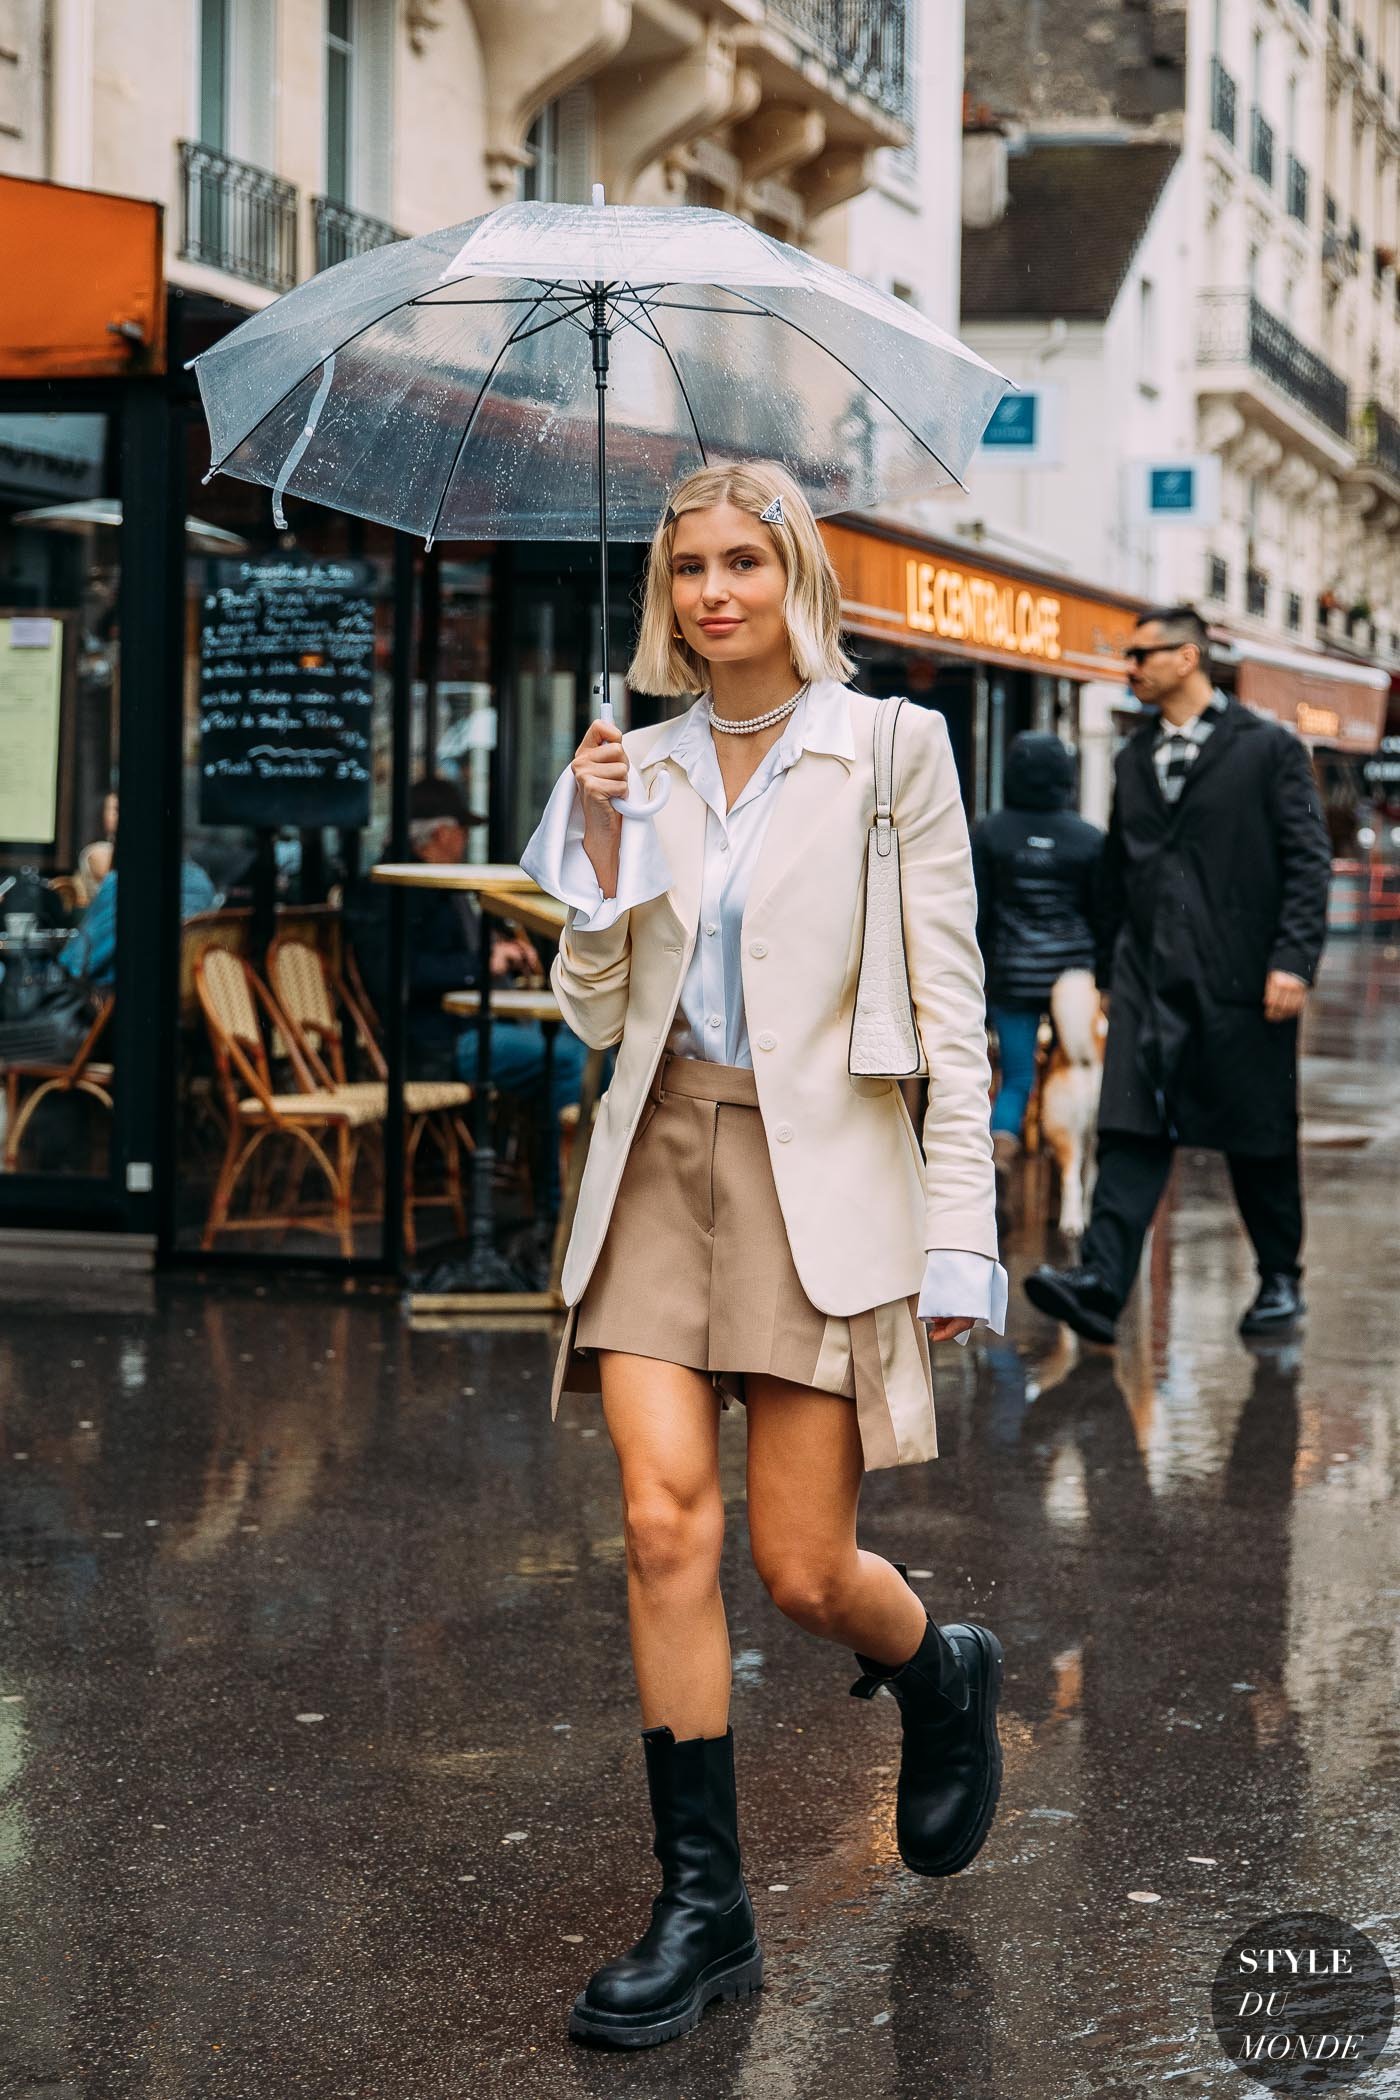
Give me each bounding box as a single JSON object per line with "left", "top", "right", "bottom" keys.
{"left": 1123, "top": 643, "right": 1183, "bottom": 667}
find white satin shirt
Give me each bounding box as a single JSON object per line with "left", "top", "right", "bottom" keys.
{"left": 522, "top": 686, "right": 1008, "bottom": 1337}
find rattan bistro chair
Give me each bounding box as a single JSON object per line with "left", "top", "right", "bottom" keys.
{"left": 2, "top": 995, "right": 115, "bottom": 1171}
{"left": 268, "top": 936, "right": 473, "bottom": 1256}
{"left": 194, "top": 948, "right": 381, "bottom": 1257}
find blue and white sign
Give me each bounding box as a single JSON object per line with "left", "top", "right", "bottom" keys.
{"left": 975, "top": 387, "right": 1060, "bottom": 467}
{"left": 1126, "top": 455, "right": 1221, "bottom": 525}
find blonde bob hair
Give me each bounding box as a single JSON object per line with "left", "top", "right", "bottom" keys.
{"left": 627, "top": 459, "right": 855, "bottom": 698}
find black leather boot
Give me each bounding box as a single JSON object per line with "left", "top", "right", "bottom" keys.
{"left": 850, "top": 1563, "right": 1004, "bottom": 1877}
{"left": 568, "top": 1724, "right": 762, "bottom": 2048}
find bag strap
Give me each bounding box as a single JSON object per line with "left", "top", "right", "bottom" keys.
{"left": 871, "top": 695, "right": 906, "bottom": 860}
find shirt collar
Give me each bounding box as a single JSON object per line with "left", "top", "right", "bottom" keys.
{"left": 1154, "top": 687, "right": 1230, "bottom": 739}
{"left": 641, "top": 677, "right": 857, "bottom": 775}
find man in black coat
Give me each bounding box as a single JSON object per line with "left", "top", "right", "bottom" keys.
{"left": 1025, "top": 605, "right": 1332, "bottom": 1344}
{"left": 972, "top": 733, "right": 1103, "bottom": 1187}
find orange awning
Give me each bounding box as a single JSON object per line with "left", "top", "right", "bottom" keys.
{"left": 0, "top": 175, "right": 165, "bottom": 379}
{"left": 1232, "top": 647, "right": 1388, "bottom": 754}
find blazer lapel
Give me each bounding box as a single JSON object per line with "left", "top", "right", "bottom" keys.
{"left": 742, "top": 745, "right": 852, "bottom": 929}
{"left": 644, "top": 752, "right": 708, "bottom": 940}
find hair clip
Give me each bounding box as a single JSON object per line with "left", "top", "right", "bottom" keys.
{"left": 663, "top": 504, "right": 677, "bottom": 525}
{"left": 759, "top": 494, "right": 784, "bottom": 525}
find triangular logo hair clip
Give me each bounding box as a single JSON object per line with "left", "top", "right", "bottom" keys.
{"left": 759, "top": 495, "right": 784, "bottom": 525}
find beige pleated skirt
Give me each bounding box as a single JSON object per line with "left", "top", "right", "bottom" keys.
{"left": 553, "top": 1053, "right": 938, "bottom": 1470}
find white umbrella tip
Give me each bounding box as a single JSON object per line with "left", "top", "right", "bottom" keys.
{"left": 592, "top": 183, "right": 606, "bottom": 208}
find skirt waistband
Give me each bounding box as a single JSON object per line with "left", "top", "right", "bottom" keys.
{"left": 649, "top": 1053, "right": 760, "bottom": 1108}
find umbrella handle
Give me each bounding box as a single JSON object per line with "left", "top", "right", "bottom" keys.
{"left": 598, "top": 690, "right": 671, "bottom": 820}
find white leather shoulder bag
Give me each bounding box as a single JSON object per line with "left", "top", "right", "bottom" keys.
{"left": 849, "top": 695, "right": 929, "bottom": 1080}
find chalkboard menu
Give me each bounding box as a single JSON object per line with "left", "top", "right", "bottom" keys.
{"left": 199, "top": 559, "right": 376, "bottom": 828}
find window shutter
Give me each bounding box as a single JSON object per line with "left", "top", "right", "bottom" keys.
{"left": 555, "top": 82, "right": 594, "bottom": 204}
{"left": 353, "top": 0, "right": 395, "bottom": 220}
{"left": 229, "top": 0, "right": 275, "bottom": 170}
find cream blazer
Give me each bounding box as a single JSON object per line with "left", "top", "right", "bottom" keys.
{"left": 547, "top": 682, "right": 998, "bottom": 1317}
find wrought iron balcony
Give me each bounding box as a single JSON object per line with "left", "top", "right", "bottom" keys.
{"left": 1354, "top": 396, "right": 1400, "bottom": 482}
{"left": 178, "top": 140, "right": 297, "bottom": 292}
{"left": 1197, "top": 290, "right": 1350, "bottom": 438}
{"left": 1250, "top": 107, "right": 1275, "bottom": 187}
{"left": 765, "top": 0, "right": 911, "bottom": 125}
{"left": 313, "top": 196, "right": 403, "bottom": 273}
{"left": 1210, "top": 56, "right": 1238, "bottom": 145}
{"left": 1286, "top": 153, "right": 1309, "bottom": 223}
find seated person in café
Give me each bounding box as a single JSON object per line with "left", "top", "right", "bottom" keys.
{"left": 78, "top": 789, "right": 121, "bottom": 902}
{"left": 349, "top": 776, "right": 589, "bottom": 1172}
{"left": 61, "top": 854, "right": 219, "bottom": 988}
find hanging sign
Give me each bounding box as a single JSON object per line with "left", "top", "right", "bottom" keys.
{"left": 199, "top": 559, "right": 376, "bottom": 828}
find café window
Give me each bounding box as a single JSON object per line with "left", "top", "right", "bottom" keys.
{"left": 0, "top": 412, "right": 121, "bottom": 1179}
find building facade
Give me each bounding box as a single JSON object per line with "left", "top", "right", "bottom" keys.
{"left": 944, "top": 0, "right": 1392, "bottom": 814}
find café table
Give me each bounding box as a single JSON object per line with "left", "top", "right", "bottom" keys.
{"left": 372, "top": 863, "right": 601, "bottom": 1312}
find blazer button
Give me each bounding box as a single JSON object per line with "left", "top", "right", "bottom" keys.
{"left": 756, "top": 1031, "right": 777, "bottom": 1050}
{"left": 774, "top": 1123, "right": 793, "bottom": 1142}
{"left": 749, "top": 940, "right": 768, "bottom": 957}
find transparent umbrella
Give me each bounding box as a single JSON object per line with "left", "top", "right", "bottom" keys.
{"left": 190, "top": 193, "right": 1010, "bottom": 814}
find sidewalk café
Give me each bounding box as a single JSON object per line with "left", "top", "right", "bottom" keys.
{"left": 817, "top": 518, "right": 1139, "bottom": 817}
{"left": 2, "top": 175, "right": 1137, "bottom": 1286}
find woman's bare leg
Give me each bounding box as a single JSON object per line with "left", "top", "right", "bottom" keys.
{"left": 744, "top": 1372, "right": 930, "bottom": 1663}
{"left": 597, "top": 1351, "right": 730, "bottom": 1739}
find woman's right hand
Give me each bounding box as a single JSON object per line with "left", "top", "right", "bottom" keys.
{"left": 571, "top": 719, "right": 628, "bottom": 896}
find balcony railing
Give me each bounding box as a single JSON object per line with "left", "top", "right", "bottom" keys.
{"left": 1197, "top": 290, "right": 1350, "bottom": 437}
{"left": 179, "top": 140, "right": 297, "bottom": 292}
{"left": 766, "top": 0, "right": 910, "bottom": 124}
{"left": 1210, "top": 56, "right": 1238, "bottom": 145}
{"left": 313, "top": 196, "right": 403, "bottom": 272}
{"left": 1251, "top": 107, "right": 1275, "bottom": 186}
{"left": 1286, "top": 152, "right": 1308, "bottom": 221}
{"left": 1354, "top": 396, "right": 1400, "bottom": 481}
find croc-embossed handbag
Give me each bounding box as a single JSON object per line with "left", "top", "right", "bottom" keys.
{"left": 849, "top": 696, "right": 928, "bottom": 1080}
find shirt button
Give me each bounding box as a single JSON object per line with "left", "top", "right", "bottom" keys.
{"left": 718, "top": 839, "right": 729, "bottom": 853}
{"left": 705, "top": 922, "right": 718, "bottom": 936}
{"left": 774, "top": 1123, "right": 793, "bottom": 1143}
{"left": 756, "top": 1031, "right": 777, "bottom": 1050}
{"left": 749, "top": 940, "right": 768, "bottom": 958}
{"left": 707, "top": 1014, "right": 722, "bottom": 1029}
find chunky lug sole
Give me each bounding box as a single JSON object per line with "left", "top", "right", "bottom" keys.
{"left": 900, "top": 1623, "right": 1005, "bottom": 1878}
{"left": 568, "top": 1939, "right": 764, "bottom": 2048}
{"left": 1023, "top": 1271, "right": 1118, "bottom": 1346}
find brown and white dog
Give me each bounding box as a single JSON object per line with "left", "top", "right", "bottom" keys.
{"left": 1039, "top": 969, "right": 1107, "bottom": 1241}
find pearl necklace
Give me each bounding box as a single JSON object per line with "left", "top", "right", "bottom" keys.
{"left": 706, "top": 683, "right": 810, "bottom": 735}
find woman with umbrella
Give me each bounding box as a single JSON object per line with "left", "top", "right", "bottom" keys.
{"left": 188, "top": 192, "right": 1015, "bottom": 2053}
{"left": 521, "top": 459, "right": 1009, "bottom": 2049}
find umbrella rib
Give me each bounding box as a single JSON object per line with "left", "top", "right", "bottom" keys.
{"left": 613, "top": 294, "right": 709, "bottom": 469}
{"left": 644, "top": 288, "right": 966, "bottom": 491}
{"left": 420, "top": 284, "right": 564, "bottom": 549}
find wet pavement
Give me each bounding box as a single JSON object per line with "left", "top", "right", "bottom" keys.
{"left": 1, "top": 941, "right": 1398, "bottom": 2098}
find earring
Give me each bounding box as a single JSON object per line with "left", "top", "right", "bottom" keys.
{"left": 672, "top": 626, "right": 685, "bottom": 641}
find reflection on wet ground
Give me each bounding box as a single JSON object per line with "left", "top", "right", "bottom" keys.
{"left": 1, "top": 943, "right": 1397, "bottom": 2097}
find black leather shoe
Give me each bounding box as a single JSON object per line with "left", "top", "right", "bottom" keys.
{"left": 569, "top": 1725, "right": 762, "bottom": 2048}
{"left": 850, "top": 1565, "right": 1005, "bottom": 1877}
{"left": 1239, "top": 1272, "right": 1306, "bottom": 1337}
{"left": 1023, "top": 1263, "right": 1120, "bottom": 1345}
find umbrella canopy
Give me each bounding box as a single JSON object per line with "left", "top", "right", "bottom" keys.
{"left": 189, "top": 200, "right": 1010, "bottom": 545}
{"left": 13, "top": 499, "right": 250, "bottom": 554}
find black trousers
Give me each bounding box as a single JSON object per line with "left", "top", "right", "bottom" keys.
{"left": 1082, "top": 1132, "right": 1304, "bottom": 1310}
